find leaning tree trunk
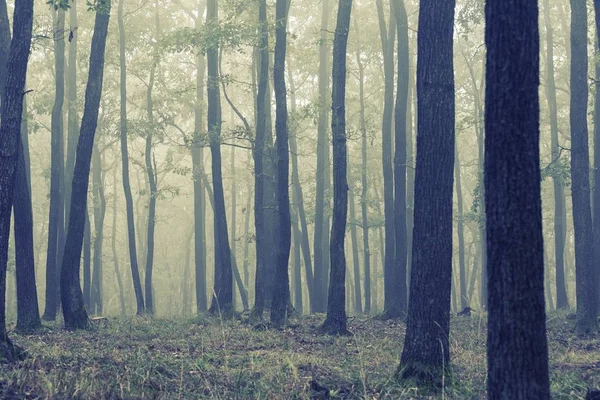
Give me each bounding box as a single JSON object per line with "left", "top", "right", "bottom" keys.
{"left": 117, "top": 0, "right": 144, "bottom": 315}
{"left": 397, "top": 0, "right": 455, "bottom": 387}
{"left": 207, "top": 0, "right": 233, "bottom": 315}
{"left": 570, "top": 0, "right": 598, "bottom": 334}
{"left": 0, "top": 0, "right": 33, "bottom": 359}
{"left": 543, "top": 0, "right": 568, "bottom": 310}
{"left": 485, "top": 0, "right": 551, "bottom": 397}
{"left": 61, "top": 0, "right": 111, "bottom": 330}
{"left": 270, "top": 0, "right": 291, "bottom": 327}
{"left": 320, "top": 0, "right": 352, "bottom": 335}
{"left": 43, "top": 7, "right": 66, "bottom": 321}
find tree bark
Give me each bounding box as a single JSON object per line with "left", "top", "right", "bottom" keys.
{"left": 61, "top": 0, "right": 111, "bottom": 330}
{"left": 349, "top": 188, "right": 361, "bottom": 314}
{"left": 593, "top": 0, "right": 600, "bottom": 317}
{"left": 90, "top": 146, "right": 105, "bottom": 315}
{"left": 454, "top": 143, "right": 467, "bottom": 309}
{"left": 485, "top": 1, "right": 551, "bottom": 397}
{"left": 570, "top": 0, "right": 598, "bottom": 334}
{"left": 118, "top": 0, "right": 145, "bottom": 315}
{"left": 397, "top": 0, "right": 455, "bottom": 387}
{"left": 111, "top": 167, "right": 126, "bottom": 316}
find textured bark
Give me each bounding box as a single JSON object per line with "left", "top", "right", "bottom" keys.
{"left": 270, "top": 0, "right": 291, "bottom": 327}
{"left": 207, "top": 0, "right": 233, "bottom": 315}
{"left": 313, "top": 0, "right": 331, "bottom": 313}
{"left": 570, "top": 0, "right": 598, "bottom": 334}
{"left": 61, "top": 0, "right": 111, "bottom": 330}
{"left": 376, "top": 0, "right": 397, "bottom": 319}
{"left": 543, "top": 0, "right": 568, "bottom": 310}
{"left": 14, "top": 100, "right": 41, "bottom": 331}
{"left": 0, "top": 0, "right": 9, "bottom": 104}
{"left": 454, "top": 144, "right": 467, "bottom": 309}
{"left": 43, "top": 8, "right": 66, "bottom": 321}
{"left": 397, "top": 0, "right": 455, "bottom": 387}
{"left": 90, "top": 146, "right": 105, "bottom": 315}
{"left": 593, "top": 0, "right": 600, "bottom": 317}
{"left": 485, "top": 1, "right": 551, "bottom": 397}
{"left": 391, "top": 0, "right": 409, "bottom": 317}
{"left": 321, "top": 0, "right": 352, "bottom": 335}
{"left": 0, "top": 0, "right": 33, "bottom": 357}
{"left": 118, "top": 0, "right": 145, "bottom": 315}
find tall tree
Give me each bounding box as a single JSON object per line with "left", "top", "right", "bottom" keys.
{"left": 90, "top": 146, "right": 105, "bottom": 315}
{"left": 313, "top": 0, "right": 331, "bottom": 313}
{"left": 391, "top": 0, "right": 409, "bottom": 317}
{"left": 144, "top": 2, "right": 160, "bottom": 315}
{"left": 118, "top": 0, "right": 145, "bottom": 315}
{"left": 65, "top": 0, "right": 78, "bottom": 224}
{"left": 0, "top": 0, "right": 34, "bottom": 358}
{"left": 485, "top": 0, "right": 550, "bottom": 397}
{"left": 397, "top": 0, "right": 455, "bottom": 387}
{"left": 111, "top": 167, "right": 126, "bottom": 316}
{"left": 454, "top": 143, "right": 467, "bottom": 309}
{"left": 570, "top": 0, "right": 598, "bottom": 334}
{"left": 321, "top": 0, "right": 352, "bottom": 335}
{"left": 270, "top": 0, "right": 291, "bottom": 327}
{"left": 43, "top": 7, "right": 66, "bottom": 321}
{"left": 543, "top": 0, "right": 568, "bottom": 309}
{"left": 594, "top": 0, "right": 600, "bottom": 316}
{"left": 348, "top": 188, "right": 361, "bottom": 314}
{"left": 207, "top": 0, "right": 233, "bottom": 314}
{"left": 61, "top": 0, "right": 112, "bottom": 330}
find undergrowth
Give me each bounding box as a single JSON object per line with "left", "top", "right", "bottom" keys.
{"left": 0, "top": 311, "right": 597, "bottom": 399}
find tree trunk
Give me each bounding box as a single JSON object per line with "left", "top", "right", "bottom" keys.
{"left": 321, "top": 0, "right": 352, "bottom": 335}
{"left": 118, "top": 0, "right": 145, "bottom": 315}
{"left": 291, "top": 209, "right": 303, "bottom": 314}
{"left": 182, "top": 225, "right": 194, "bottom": 316}
{"left": 454, "top": 143, "right": 467, "bottom": 309}
{"left": 0, "top": 0, "right": 9, "bottom": 104}
{"left": 570, "top": 0, "right": 598, "bottom": 334}
{"left": 242, "top": 182, "right": 252, "bottom": 288}
{"left": 61, "top": 0, "right": 111, "bottom": 330}
{"left": 543, "top": 0, "right": 568, "bottom": 310}
{"left": 485, "top": 1, "right": 551, "bottom": 397}
{"left": 391, "top": 0, "right": 409, "bottom": 317}
{"left": 111, "top": 167, "right": 126, "bottom": 316}
{"left": 348, "top": 188, "right": 361, "bottom": 314}
{"left": 313, "top": 0, "right": 331, "bottom": 313}
{"left": 65, "top": 0, "right": 78, "bottom": 227}
{"left": 207, "top": 0, "right": 233, "bottom": 315}
{"left": 593, "top": 0, "right": 600, "bottom": 317}
{"left": 270, "top": 0, "right": 291, "bottom": 327}
{"left": 0, "top": 0, "right": 33, "bottom": 358}
{"left": 83, "top": 207, "right": 91, "bottom": 308}
{"left": 90, "top": 146, "right": 105, "bottom": 315}
{"left": 397, "top": 0, "right": 455, "bottom": 387}
{"left": 43, "top": 8, "right": 66, "bottom": 321}
{"left": 230, "top": 146, "right": 237, "bottom": 308}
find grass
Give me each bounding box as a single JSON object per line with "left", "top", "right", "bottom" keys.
{"left": 0, "top": 311, "right": 597, "bottom": 399}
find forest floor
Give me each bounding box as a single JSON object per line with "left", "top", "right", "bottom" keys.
{"left": 0, "top": 311, "right": 598, "bottom": 399}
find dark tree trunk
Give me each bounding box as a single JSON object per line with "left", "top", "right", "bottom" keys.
{"left": 397, "top": 0, "right": 455, "bottom": 387}
{"left": 182, "top": 225, "right": 194, "bottom": 316}
{"left": 376, "top": 0, "right": 397, "bottom": 319}
{"left": 321, "top": 0, "right": 352, "bottom": 335}
{"left": 65, "top": 0, "right": 78, "bottom": 227}
{"left": 61, "top": 0, "right": 111, "bottom": 330}
{"left": 354, "top": 28, "right": 371, "bottom": 314}
{"left": 270, "top": 0, "right": 291, "bottom": 327}
{"left": 193, "top": 0, "right": 207, "bottom": 314}
{"left": 454, "top": 144, "right": 467, "bottom": 309}
{"left": 485, "top": 1, "right": 551, "bottom": 397}
{"left": 570, "top": 0, "right": 598, "bottom": 334}
{"left": 111, "top": 168, "right": 126, "bottom": 316}
{"left": 543, "top": 0, "right": 568, "bottom": 310}
{"left": 14, "top": 99, "right": 41, "bottom": 332}
{"left": 207, "top": 0, "right": 233, "bottom": 315}
{"left": 292, "top": 210, "right": 303, "bottom": 314}
{"left": 0, "top": 0, "right": 9, "bottom": 104}
{"left": 252, "top": 0, "right": 269, "bottom": 318}
{"left": 43, "top": 8, "right": 66, "bottom": 322}
{"left": 0, "top": 0, "right": 33, "bottom": 358}
{"left": 593, "top": 0, "right": 600, "bottom": 317}
{"left": 230, "top": 146, "right": 237, "bottom": 309}
{"left": 391, "top": 0, "right": 409, "bottom": 317}
{"left": 118, "top": 0, "right": 144, "bottom": 315}
{"left": 313, "top": 0, "right": 331, "bottom": 314}
{"left": 348, "top": 188, "right": 361, "bottom": 314}
{"left": 406, "top": 51, "right": 415, "bottom": 291}
{"left": 90, "top": 146, "right": 105, "bottom": 315}
{"left": 242, "top": 182, "right": 251, "bottom": 288}
{"left": 83, "top": 207, "right": 91, "bottom": 308}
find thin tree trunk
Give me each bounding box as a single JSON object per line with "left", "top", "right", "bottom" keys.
{"left": 291, "top": 209, "right": 303, "bottom": 314}
{"left": 118, "top": 0, "right": 145, "bottom": 315}
{"left": 83, "top": 206, "right": 91, "bottom": 308}
{"left": 65, "top": 0, "right": 78, "bottom": 226}
{"left": 242, "top": 183, "right": 252, "bottom": 288}
{"left": 455, "top": 143, "right": 467, "bottom": 309}
{"left": 90, "top": 146, "right": 105, "bottom": 315}
{"left": 349, "top": 188, "right": 362, "bottom": 313}
{"left": 111, "top": 167, "right": 126, "bottom": 316}
{"left": 593, "top": 0, "right": 600, "bottom": 316}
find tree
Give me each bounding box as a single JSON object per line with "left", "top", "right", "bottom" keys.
{"left": 207, "top": 0, "right": 233, "bottom": 315}
{"left": 593, "top": 0, "right": 600, "bottom": 317}
{"left": 397, "top": 0, "right": 455, "bottom": 387}
{"left": 543, "top": 0, "right": 568, "bottom": 309}
{"left": 118, "top": 0, "right": 145, "bottom": 315}
{"left": 61, "top": 0, "right": 112, "bottom": 330}
{"left": 43, "top": 6, "right": 66, "bottom": 321}
{"left": 90, "top": 145, "right": 105, "bottom": 315}
{"left": 0, "top": 0, "right": 9, "bottom": 103}
{"left": 485, "top": 0, "right": 551, "bottom": 397}
{"left": 0, "top": 0, "right": 34, "bottom": 359}
{"left": 454, "top": 143, "right": 467, "bottom": 309}
{"left": 270, "top": 0, "right": 291, "bottom": 327}
{"left": 570, "top": 0, "right": 598, "bottom": 334}
{"left": 320, "top": 0, "right": 352, "bottom": 335}
{"left": 391, "top": 0, "right": 409, "bottom": 317}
